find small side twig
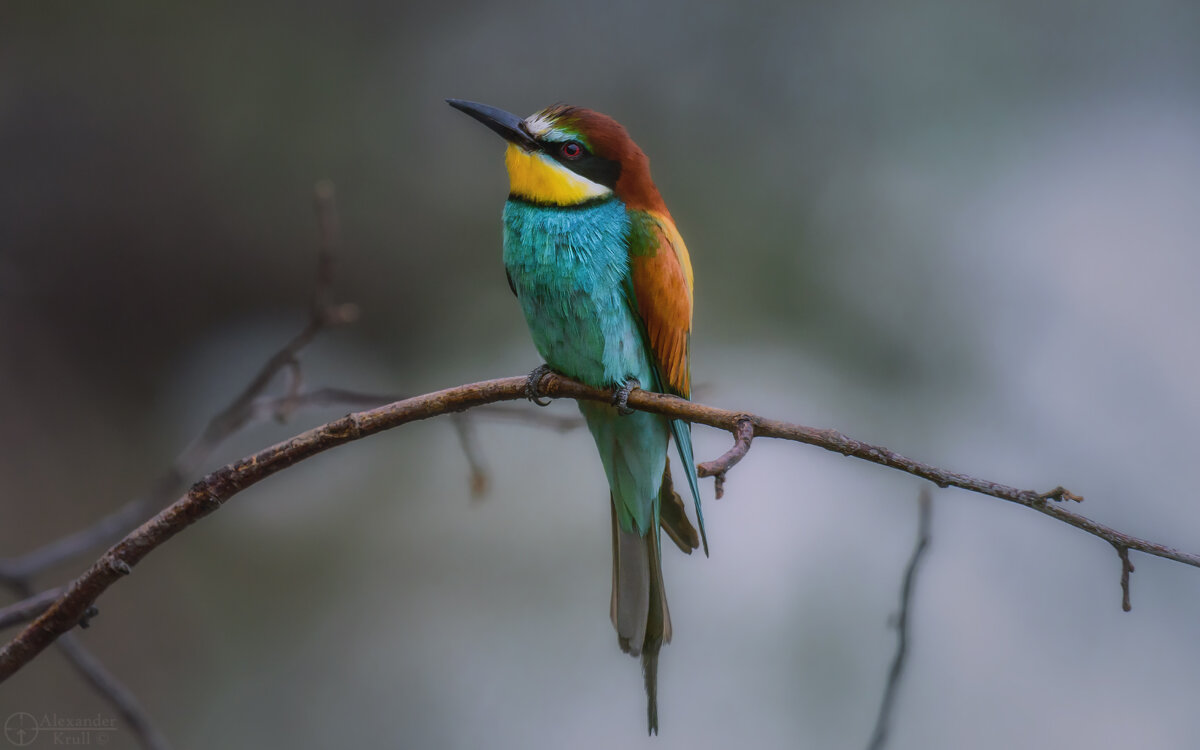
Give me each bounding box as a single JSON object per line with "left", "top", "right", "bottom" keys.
{"left": 1039, "top": 486, "right": 1084, "bottom": 503}
{"left": 451, "top": 414, "right": 489, "bottom": 498}
{"left": 697, "top": 416, "right": 754, "bottom": 499}
{"left": 866, "top": 488, "right": 933, "bottom": 750}
{"left": 1114, "top": 544, "right": 1135, "bottom": 612}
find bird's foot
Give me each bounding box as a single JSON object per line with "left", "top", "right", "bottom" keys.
{"left": 525, "top": 364, "right": 556, "bottom": 407}
{"left": 612, "top": 377, "right": 641, "bottom": 415}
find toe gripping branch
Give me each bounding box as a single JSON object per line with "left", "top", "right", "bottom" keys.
{"left": 525, "top": 364, "right": 556, "bottom": 406}
{"left": 612, "top": 378, "right": 641, "bottom": 416}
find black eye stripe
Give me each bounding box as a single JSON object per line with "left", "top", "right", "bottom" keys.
{"left": 541, "top": 139, "right": 621, "bottom": 188}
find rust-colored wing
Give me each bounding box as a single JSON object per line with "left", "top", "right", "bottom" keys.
{"left": 628, "top": 209, "right": 693, "bottom": 398}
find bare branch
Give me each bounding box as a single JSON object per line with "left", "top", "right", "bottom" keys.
{"left": 867, "top": 489, "right": 933, "bottom": 750}
{"left": 0, "top": 184, "right": 363, "bottom": 585}
{"left": 2, "top": 372, "right": 1198, "bottom": 681}
{"left": 0, "top": 182, "right": 384, "bottom": 750}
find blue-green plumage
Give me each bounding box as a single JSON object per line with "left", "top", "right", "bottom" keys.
{"left": 502, "top": 198, "right": 644, "bottom": 391}
{"left": 503, "top": 197, "right": 674, "bottom": 535}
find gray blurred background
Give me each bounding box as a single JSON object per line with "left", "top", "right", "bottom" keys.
{"left": 3, "top": 1, "right": 1200, "bottom": 748}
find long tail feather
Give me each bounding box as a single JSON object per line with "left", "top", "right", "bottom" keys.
{"left": 613, "top": 523, "right": 650, "bottom": 653}
{"left": 642, "top": 521, "right": 668, "bottom": 734}
{"left": 670, "top": 418, "right": 707, "bottom": 555}
{"left": 611, "top": 498, "right": 671, "bottom": 734}
{"left": 642, "top": 642, "right": 661, "bottom": 735}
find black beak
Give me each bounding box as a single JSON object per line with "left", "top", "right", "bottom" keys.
{"left": 446, "top": 99, "right": 541, "bottom": 152}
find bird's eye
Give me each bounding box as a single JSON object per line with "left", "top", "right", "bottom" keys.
{"left": 560, "top": 141, "right": 584, "bottom": 159}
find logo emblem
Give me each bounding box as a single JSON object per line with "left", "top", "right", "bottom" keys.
{"left": 3, "top": 712, "right": 39, "bottom": 746}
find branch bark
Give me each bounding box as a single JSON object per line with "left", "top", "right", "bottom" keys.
{"left": 1, "top": 372, "right": 1197, "bottom": 682}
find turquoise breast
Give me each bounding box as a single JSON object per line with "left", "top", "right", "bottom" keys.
{"left": 502, "top": 196, "right": 667, "bottom": 533}
{"left": 502, "top": 198, "right": 656, "bottom": 390}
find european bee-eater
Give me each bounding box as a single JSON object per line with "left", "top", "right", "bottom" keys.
{"left": 447, "top": 99, "right": 705, "bottom": 733}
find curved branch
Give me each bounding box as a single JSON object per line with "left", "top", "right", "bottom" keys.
{"left": 697, "top": 416, "right": 754, "bottom": 499}
{"left": 1, "top": 372, "right": 1197, "bottom": 682}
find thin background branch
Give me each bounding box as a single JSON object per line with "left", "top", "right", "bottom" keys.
{"left": 55, "top": 633, "right": 170, "bottom": 750}
{"left": 0, "top": 586, "right": 65, "bottom": 630}
{"left": 0, "top": 184, "right": 357, "bottom": 587}
{"left": 0, "top": 182, "right": 379, "bottom": 750}
{"left": 867, "top": 488, "right": 933, "bottom": 750}
{"left": 4, "top": 577, "right": 167, "bottom": 750}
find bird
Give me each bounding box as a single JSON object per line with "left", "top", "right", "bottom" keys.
{"left": 447, "top": 99, "right": 706, "bottom": 733}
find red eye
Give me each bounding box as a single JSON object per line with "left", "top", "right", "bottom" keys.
{"left": 560, "top": 141, "right": 583, "bottom": 159}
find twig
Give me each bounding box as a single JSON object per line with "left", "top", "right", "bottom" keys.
{"left": 697, "top": 416, "right": 754, "bottom": 499}
{"left": 1, "top": 372, "right": 1197, "bottom": 681}
{"left": 866, "top": 489, "right": 933, "bottom": 750}
{"left": 451, "top": 414, "right": 489, "bottom": 498}
{"left": 1114, "top": 544, "right": 1135, "bottom": 612}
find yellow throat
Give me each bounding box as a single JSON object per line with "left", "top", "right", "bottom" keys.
{"left": 504, "top": 143, "right": 611, "bottom": 206}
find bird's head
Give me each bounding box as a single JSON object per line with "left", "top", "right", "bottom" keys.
{"left": 447, "top": 99, "right": 665, "bottom": 211}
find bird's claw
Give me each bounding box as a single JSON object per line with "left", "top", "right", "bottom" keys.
{"left": 525, "top": 364, "right": 555, "bottom": 406}
{"left": 612, "top": 377, "right": 641, "bottom": 415}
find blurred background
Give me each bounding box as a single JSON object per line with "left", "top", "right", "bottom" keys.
{"left": 3, "top": 1, "right": 1200, "bottom": 747}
